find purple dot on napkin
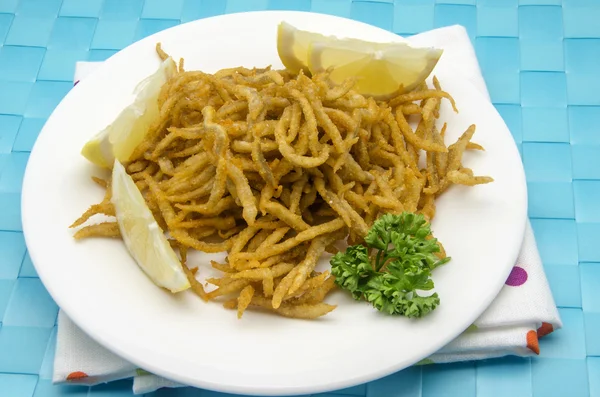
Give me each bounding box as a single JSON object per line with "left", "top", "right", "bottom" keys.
{"left": 505, "top": 266, "right": 528, "bottom": 287}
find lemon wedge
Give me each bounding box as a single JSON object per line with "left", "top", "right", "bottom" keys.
{"left": 308, "top": 40, "right": 442, "bottom": 99}
{"left": 81, "top": 57, "right": 178, "bottom": 168}
{"left": 277, "top": 21, "right": 370, "bottom": 74}
{"left": 276, "top": 21, "right": 442, "bottom": 99}
{"left": 277, "top": 21, "right": 331, "bottom": 74}
{"left": 111, "top": 159, "right": 190, "bottom": 293}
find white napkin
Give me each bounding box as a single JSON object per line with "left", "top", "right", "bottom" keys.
{"left": 53, "top": 25, "right": 562, "bottom": 394}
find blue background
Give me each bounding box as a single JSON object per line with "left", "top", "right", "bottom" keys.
{"left": 0, "top": 0, "right": 598, "bottom": 396}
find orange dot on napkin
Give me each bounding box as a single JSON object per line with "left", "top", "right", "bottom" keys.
{"left": 537, "top": 322, "right": 554, "bottom": 338}
{"left": 526, "top": 330, "right": 540, "bottom": 355}
{"left": 67, "top": 371, "right": 88, "bottom": 381}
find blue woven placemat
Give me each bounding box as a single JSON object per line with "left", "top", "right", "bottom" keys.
{"left": 0, "top": 0, "right": 598, "bottom": 396}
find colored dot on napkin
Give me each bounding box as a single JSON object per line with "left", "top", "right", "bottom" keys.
{"left": 537, "top": 322, "right": 554, "bottom": 338}
{"left": 67, "top": 371, "right": 88, "bottom": 381}
{"left": 506, "top": 266, "right": 528, "bottom": 286}
{"left": 526, "top": 330, "right": 540, "bottom": 355}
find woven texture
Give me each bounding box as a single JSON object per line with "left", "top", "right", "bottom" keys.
{"left": 0, "top": 0, "right": 597, "bottom": 396}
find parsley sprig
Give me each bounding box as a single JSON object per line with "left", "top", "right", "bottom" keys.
{"left": 330, "top": 212, "right": 450, "bottom": 318}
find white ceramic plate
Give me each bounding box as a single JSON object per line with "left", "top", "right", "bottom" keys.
{"left": 22, "top": 11, "right": 527, "bottom": 396}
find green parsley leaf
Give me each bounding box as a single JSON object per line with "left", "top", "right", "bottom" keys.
{"left": 330, "top": 212, "right": 450, "bottom": 318}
